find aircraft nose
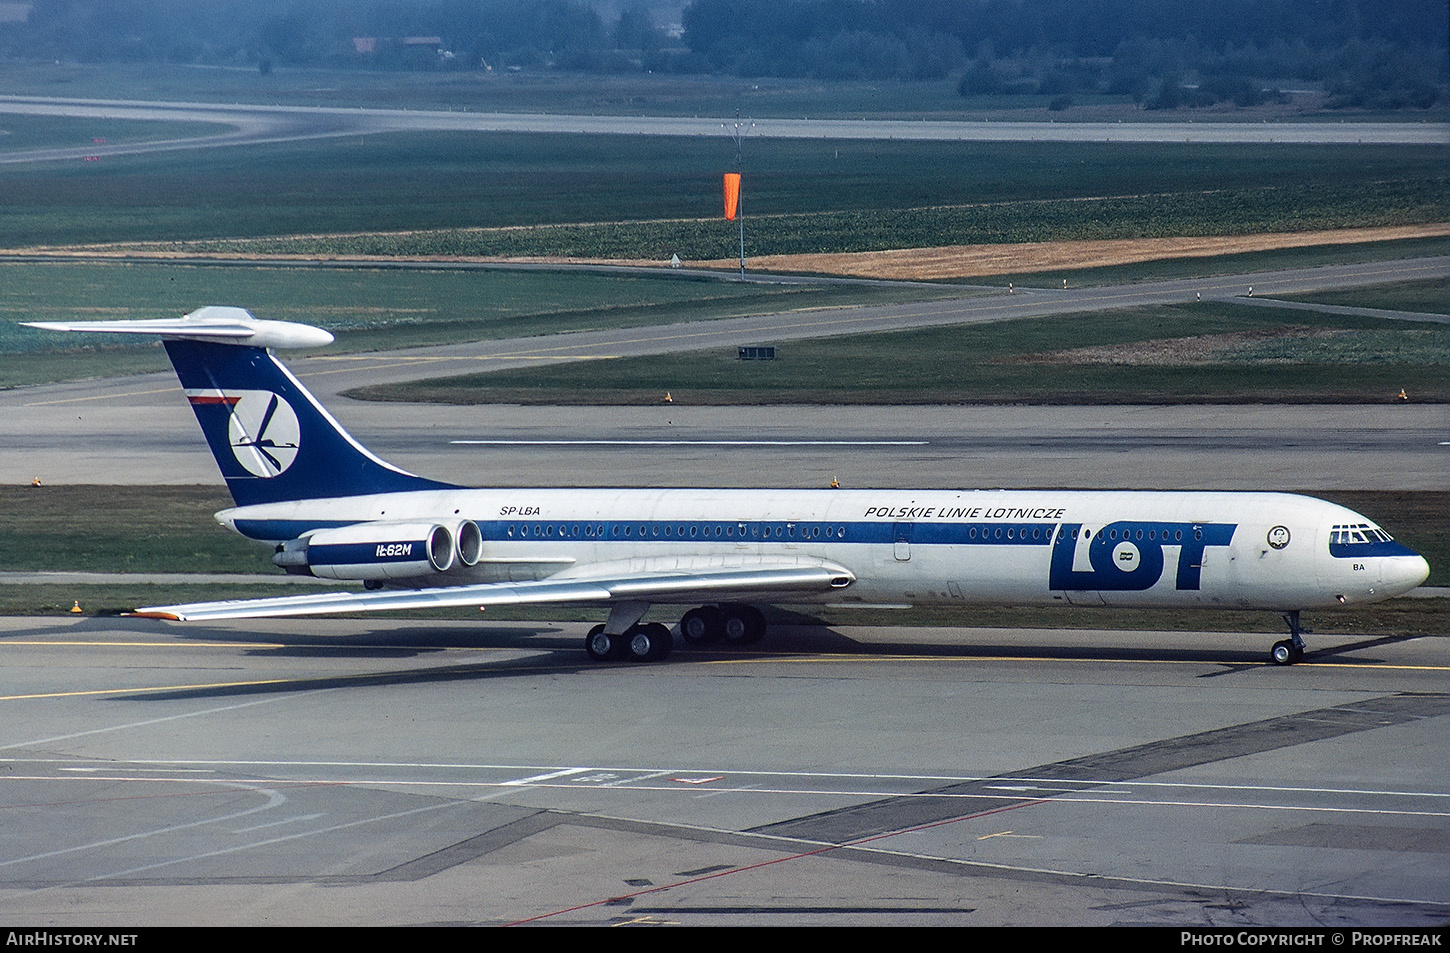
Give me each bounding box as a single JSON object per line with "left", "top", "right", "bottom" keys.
{"left": 1385, "top": 551, "right": 1431, "bottom": 596}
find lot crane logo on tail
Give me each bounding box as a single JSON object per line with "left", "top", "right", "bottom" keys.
{"left": 186, "top": 389, "right": 300, "bottom": 477}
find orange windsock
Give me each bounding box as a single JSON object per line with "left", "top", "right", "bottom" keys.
{"left": 723, "top": 172, "right": 741, "bottom": 221}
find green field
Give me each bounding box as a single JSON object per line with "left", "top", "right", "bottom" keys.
{"left": 0, "top": 485, "right": 263, "bottom": 575}
{"left": 2, "top": 125, "right": 1443, "bottom": 256}
{"left": 150, "top": 176, "right": 1449, "bottom": 263}
{"left": 0, "top": 114, "right": 225, "bottom": 152}
{"left": 348, "top": 299, "right": 1450, "bottom": 406}
{"left": 1279, "top": 275, "right": 1450, "bottom": 313}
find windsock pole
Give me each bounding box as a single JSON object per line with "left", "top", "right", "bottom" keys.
{"left": 724, "top": 114, "right": 753, "bottom": 279}
{"left": 738, "top": 187, "right": 745, "bottom": 278}
{"left": 724, "top": 171, "right": 744, "bottom": 277}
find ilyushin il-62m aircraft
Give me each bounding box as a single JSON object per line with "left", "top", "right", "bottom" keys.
{"left": 29, "top": 309, "right": 1430, "bottom": 666}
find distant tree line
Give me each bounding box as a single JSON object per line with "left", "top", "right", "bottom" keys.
{"left": 2, "top": 0, "right": 1445, "bottom": 109}
{"left": 682, "top": 0, "right": 1448, "bottom": 108}
{"left": 1, "top": 0, "right": 667, "bottom": 72}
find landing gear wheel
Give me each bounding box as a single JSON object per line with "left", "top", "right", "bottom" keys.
{"left": 1272, "top": 610, "right": 1309, "bottom": 665}
{"left": 585, "top": 623, "right": 625, "bottom": 662}
{"left": 721, "top": 604, "right": 767, "bottom": 646}
{"left": 627, "top": 622, "right": 673, "bottom": 663}
{"left": 680, "top": 606, "right": 723, "bottom": 644}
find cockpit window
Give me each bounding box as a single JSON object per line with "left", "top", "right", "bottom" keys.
{"left": 1330, "top": 523, "right": 1393, "bottom": 546}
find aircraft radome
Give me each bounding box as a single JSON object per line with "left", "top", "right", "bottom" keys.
{"left": 26, "top": 309, "right": 1430, "bottom": 666}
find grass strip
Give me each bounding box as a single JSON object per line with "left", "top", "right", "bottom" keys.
{"left": 348, "top": 301, "right": 1450, "bottom": 406}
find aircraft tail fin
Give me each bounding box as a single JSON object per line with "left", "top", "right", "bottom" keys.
{"left": 26, "top": 308, "right": 454, "bottom": 506}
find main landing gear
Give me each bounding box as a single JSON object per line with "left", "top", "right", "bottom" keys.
{"left": 583, "top": 603, "right": 768, "bottom": 664}
{"left": 585, "top": 621, "right": 673, "bottom": 663}
{"left": 1270, "top": 610, "right": 1308, "bottom": 665}
{"left": 679, "top": 604, "right": 766, "bottom": 646}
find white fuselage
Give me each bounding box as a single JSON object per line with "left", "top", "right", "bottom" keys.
{"left": 221, "top": 487, "right": 1430, "bottom": 612}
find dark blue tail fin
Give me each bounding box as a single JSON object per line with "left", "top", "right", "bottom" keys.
{"left": 165, "top": 340, "right": 454, "bottom": 506}
{"left": 26, "top": 309, "right": 455, "bottom": 506}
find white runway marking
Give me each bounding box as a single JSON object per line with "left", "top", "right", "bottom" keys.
{"left": 502, "top": 766, "right": 587, "bottom": 786}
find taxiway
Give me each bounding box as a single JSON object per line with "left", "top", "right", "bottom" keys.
{"left": 1, "top": 616, "right": 1447, "bottom": 926}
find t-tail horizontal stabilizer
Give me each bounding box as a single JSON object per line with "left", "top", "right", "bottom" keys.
{"left": 25, "top": 306, "right": 336, "bottom": 349}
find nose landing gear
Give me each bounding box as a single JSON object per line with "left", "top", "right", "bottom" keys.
{"left": 1270, "top": 610, "right": 1308, "bottom": 665}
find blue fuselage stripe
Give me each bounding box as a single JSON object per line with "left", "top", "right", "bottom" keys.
{"left": 235, "top": 518, "right": 1062, "bottom": 546}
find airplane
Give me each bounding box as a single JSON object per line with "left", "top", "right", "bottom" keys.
{"left": 27, "top": 308, "right": 1431, "bottom": 666}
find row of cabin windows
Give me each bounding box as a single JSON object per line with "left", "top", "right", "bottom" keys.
{"left": 1063, "top": 526, "right": 1198, "bottom": 542}
{"left": 966, "top": 525, "right": 1047, "bottom": 541}
{"left": 497, "top": 523, "right": 1203, "bottom": 543}
{"left": 504, "top": 522, "right": 850, "bottom": 540}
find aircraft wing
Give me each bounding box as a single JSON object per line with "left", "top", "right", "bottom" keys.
{"left": 131, "top": 561, "right": 855, "bottom": 622}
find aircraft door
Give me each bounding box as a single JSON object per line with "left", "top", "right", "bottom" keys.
{"left": 894, "top": 522, "right": 912, "bottom": 561}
